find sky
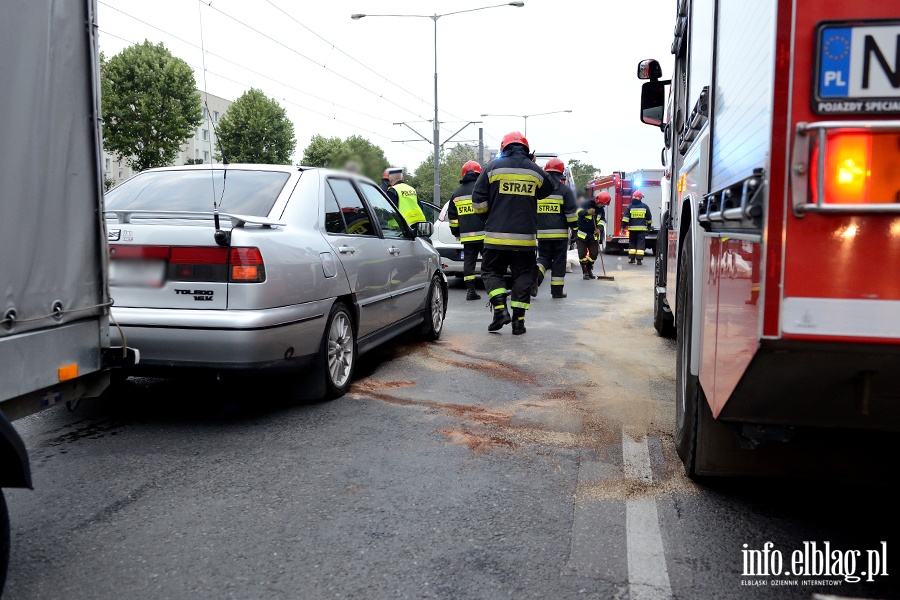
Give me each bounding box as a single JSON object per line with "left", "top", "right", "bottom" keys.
{"left": 97, "top": 0, "right": 675, "bottom": 176}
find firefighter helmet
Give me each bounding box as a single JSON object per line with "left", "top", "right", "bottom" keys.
{"left": 632, "top": 190, "right": 644, "bottom": 199}
{"left": 500, "top": 131, "right": 529, "bottom": 151}
{"left": 461, "top": 160, "right": 482, "bottom": 178}
{"left": 596, "top": 191, "right": 612, "bottom": 205}
{"left": 544, "top": 158, "right": 565, "bottom": 173}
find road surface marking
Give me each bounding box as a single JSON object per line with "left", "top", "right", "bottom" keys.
{"left": 623, "top": 428, "right": 673, "bottom": 600}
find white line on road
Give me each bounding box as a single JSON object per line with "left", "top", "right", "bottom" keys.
{"left": 623, "top": 428, "right": 673, "bottom": 600}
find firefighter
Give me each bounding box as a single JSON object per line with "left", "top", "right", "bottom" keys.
{"left": 622, "top": 189, "right": 652, "bottom": 265}
{"left": 472, "top": 131, "right": 555, "bottom": 335}
{"left": 386, "top": 168, "right": 426, "bottom": 227}
{"left": 448, "top": 160, "right": 486, "bottom": 301}
{"left": 575, "top": 192, "right": 609, "bottom": 279}
{"left": 380, "top": 169, "right": 391, "bottom": 192}
{"left": 532, "top": 158, "right": 578, "bottom": 298}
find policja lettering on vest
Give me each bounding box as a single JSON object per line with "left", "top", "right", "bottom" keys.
{"left": 532, "top": 158, "right": 578, "bottom": 299}
{"left": 472, "top": 131, "right": 555, "bottom": 335}
{"left": 448, "top": 161, "right": 487, "bottom": 301}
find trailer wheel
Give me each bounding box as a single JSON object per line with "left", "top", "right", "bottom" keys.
{"left": 1, "top": 489, "right": 9, "bottom": 596}
{"left": 674, "top": 227, "right": 700, "bottom": 477}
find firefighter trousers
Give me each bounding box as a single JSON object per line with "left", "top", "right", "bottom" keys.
{"left": 577, "top": 237, "right": 599, "bottom": 265}
{"left": 482, "top": 249, "right": 535, "bottom": 312}
{"left": 537, "top": 239, "right": 568, "bottom": 288}
{"left": 628, "top": 231, "right": 647, "bottom": 257}
{"left": 462, "top": 241, "right": 483, "bottom": 283}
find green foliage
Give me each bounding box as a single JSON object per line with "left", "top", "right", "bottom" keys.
{"left": 409, "top": 144, "right": 479, "bottom": 206}
{"left": 301, "top": 135, "right": 390, "bottom": 181}
{"left": 101, "top": 40, "right": 202, "bottom": 173}
{"left": 215, "top": 89, "right": 296, "bottom": 164}
{"left": 567, "top": 159, "right": 601, "bottom": 194}
{"left": 184, "top": 158, "right": 205, "bottom": 165}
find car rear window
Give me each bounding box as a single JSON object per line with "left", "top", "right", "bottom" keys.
{"left": 105, "top": 169, "right": 291, "bottom": 217}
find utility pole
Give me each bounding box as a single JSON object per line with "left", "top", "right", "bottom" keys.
{"left": 478, "top": 127, "right": 484, "bottom": 164}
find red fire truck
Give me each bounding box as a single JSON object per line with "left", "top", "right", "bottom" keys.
{"left": 587, "top": 169, "right": 663, "bottom": 254}
{"left": 637, "top": 0, "right": 900, "bottom": 478}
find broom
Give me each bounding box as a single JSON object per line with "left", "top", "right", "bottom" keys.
{"left": 594, "top": 245, "right": 615, "bottom": 281}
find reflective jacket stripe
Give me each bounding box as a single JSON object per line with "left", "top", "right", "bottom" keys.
{"left": 484, "top": 237, "right": 537, "bottom": 247}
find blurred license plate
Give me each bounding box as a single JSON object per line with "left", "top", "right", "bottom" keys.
{"left": 109, "top": 260, "right": 165, "bottom": 287}
{"left": 459, "top": 250, "right": 464, "bottom": 259}
{"left": 619, "top": 239, "right": 629, "bottom": 245}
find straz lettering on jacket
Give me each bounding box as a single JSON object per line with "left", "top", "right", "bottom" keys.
{"left": 455, "top": 199, "right": 475, "bottom": 215}
{"left": 537, "top": 200, "right": 561, "bottom": 214}
{"left": 629, "top": 208, "right": 647, "bottom": 218}
{"left": 500, "top": 180, "right": 536, "bottom": 196}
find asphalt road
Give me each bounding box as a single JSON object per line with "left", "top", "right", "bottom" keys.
{"left": 5, "top": 254, "right": 899, "bottom": 599}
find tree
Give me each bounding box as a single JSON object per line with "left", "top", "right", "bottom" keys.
{"left": 409, "top": 144, "right": 478, "bottom": 205}
{"left": 567, "top": 159, "right": 602, "bottom": 195}
{"left": 301, "top": 135, "right": 390, "bottom": 182}
{"left": 101, "top": 40, "right": 202, "bottom": 172}
{"left": 215, "top": 89, "right": 296, "bottom": 164}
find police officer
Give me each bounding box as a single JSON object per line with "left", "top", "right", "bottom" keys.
{"left": 472, "top": 132, "right": 555, "bottom": 335}
{"left": 575, "top": 192, "right": 609, "bottom": 279}
{"left": 532, "top": 158, "right": 578, "bottom": 298}
{"left": 386, "top": 167, "right": 426, "bottom": 227}
{"left": 622, "top": 190, "right": 652, "bottom": 265}
{"left": 448, "top": 160, "right": 486, "bottom": 301}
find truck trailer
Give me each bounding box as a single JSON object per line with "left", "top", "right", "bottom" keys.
{"left": 0, "top": 0, "right": 137, "bottom": 591}
{"left": 637, "top": 0, "right": 900, "bottom": 478}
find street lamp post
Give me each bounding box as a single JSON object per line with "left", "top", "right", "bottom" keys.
{"left": 352, "top": 2, "right": 524, "bottom": 204}
{"left": 479, "top": 110, "right": 572, "bottom": 137}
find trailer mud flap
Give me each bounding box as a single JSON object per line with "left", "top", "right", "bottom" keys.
{"left": 0, "top": 409, "right": 31, "bottom": 489}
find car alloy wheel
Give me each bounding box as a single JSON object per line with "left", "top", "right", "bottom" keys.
{"left": 327, "top": 310, "right": 354, "bottom": 389}
{"left": 430, "top": 279, "right": 444, "bottom": 334}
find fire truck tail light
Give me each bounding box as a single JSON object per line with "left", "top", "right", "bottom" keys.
{"left": 810, "top": 131, "right": 900, "bottom": 206}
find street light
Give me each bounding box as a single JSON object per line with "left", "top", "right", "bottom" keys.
{"left": 352, "top": 2, "right": 524, "bottom": 204}
{"left": 479, "top": 110, "right": 572, "bottom": 137}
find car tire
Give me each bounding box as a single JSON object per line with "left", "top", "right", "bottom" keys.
{"left": 1, "top": 490, "right": 9, "bottom": 597}
{"left": 419, "top": 275, "right": 445, "bottom": 341}
{"left": 322, "top": 302, "right": 356, "bottom": 399}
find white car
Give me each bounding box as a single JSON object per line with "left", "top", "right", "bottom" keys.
{"left": 432, "top": 201, "right": 479, "bottom": 278}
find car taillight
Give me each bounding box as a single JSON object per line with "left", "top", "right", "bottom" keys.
{"left": 169, "top": 246, "right": 229, "bottom": 282}
{"left": 810, "top": 131, "right": 900, "bottom": 205}
{"left": 229, "top": 247, "right": 265, "bottom": 282}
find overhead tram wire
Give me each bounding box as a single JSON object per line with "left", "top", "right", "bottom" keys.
{"left": 264, "top": 0, "right": 478, "bottom": 129}
{"left": 99, "top": 30, "right": 426, "bottom": 155}
{"left": 197, "top": 0, "right": 450, "bottom": 128}
{"left": 98, "top": 1, "right": 392, "bottom": 127}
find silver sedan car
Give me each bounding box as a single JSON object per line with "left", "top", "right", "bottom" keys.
{"left": 105, "top": 164, "right": 447, "bottom": 399}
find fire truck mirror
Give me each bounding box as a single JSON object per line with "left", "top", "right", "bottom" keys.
{"left": 640, "top": 81, "right": 665, "bottom": 128}
{"left": 637, "top": 59, "right": 662, "bottom": 80}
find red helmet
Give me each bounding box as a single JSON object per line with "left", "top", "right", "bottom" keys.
{"left": 461, "top": 160, "right": 482, "bottom": 178}
{"left": 632, "top": 190, "right": 644, "bottom": 200}
{"left": 500, "top": 131, "right": 529, "bottom": 151}
{"left": 544, "top": 158, "right": 565, "bottom": 173}
{"left": 382, "top": 169, "right": 390, "bottom": 180}
{"left": 595, "top": 191, "right": 612, "bottom": 205}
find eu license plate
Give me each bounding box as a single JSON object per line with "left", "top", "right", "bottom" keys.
{"left": 619, "top": 239, "right": 630, "bottom": 245}
{"left": 109, "top": 260, "right": 166, "bottom": 288}
{"left": 814, "top": 20, "right": 900, "bottom": 115}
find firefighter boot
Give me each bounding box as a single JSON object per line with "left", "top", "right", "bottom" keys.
{"left": 465, "top": 280, "right": 481, "bottom": 301}
{"left": 511, "top": 308, "right": 526, "bottom": 335}
{"left": 531, "top": 269, "right": 543, "bottom": 297}
{"left": 552, "top": 285, "right": 567, "bottom": 299}
{"left": 488, "top": 296, "right": 512, "bottom": 332}
{"left": 628, "top": 254, "right": 636, "bottom": 264}
{"left": 586, "top": 264, "right": 596, "bottom": 279}
{"left": 581, "top": 263, "right": 591, "bottom": 280}
{"left": 636, "top": 257, "right": 643, "bottom": 265}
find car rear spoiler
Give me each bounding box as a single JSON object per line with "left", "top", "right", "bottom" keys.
{"left": 104, "top": 210, "right": 286, "bottom": 228}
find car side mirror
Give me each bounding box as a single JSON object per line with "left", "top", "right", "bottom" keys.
{"left": 640, "top": 81, "right": 666, "bottom": 128}
{"left": 415, "top": 221, "right": 433, "bottom": 238}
